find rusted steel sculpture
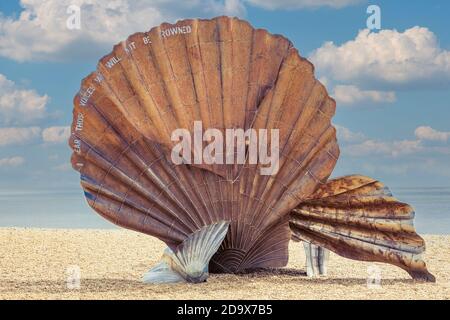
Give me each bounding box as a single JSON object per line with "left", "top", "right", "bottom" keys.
{"left": 291, "top": 175, "right": 435, "bottom": 281}
{"left": 69, "top": 16, "right": 434, "bottom": 283}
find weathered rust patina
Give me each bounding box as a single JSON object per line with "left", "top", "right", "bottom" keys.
{"left": 291, "top": 175, "right": 435, "bottom": 281}
{"left": 69, "top": 16, "right": 434, "bottom": 282}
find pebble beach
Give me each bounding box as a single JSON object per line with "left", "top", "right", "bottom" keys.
{"left": 0, "top": 228, "right": 448, "bottom": 300}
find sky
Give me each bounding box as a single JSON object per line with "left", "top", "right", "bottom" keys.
{"left": 0, "top": 0, "right": 449, "bottom": 200}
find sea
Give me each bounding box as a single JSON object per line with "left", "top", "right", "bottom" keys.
{"left": 0, "top": 187, "right": 449, "bottom": 234}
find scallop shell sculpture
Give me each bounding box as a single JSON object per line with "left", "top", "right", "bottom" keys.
{"left": 70, "top": 16, "right": 434, "bottom": 283}
{"left": 290, "top": 175, "right": 435, "bottom": 281}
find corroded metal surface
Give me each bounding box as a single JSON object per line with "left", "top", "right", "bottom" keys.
{"left": 69, "top": 16, "right": 339, "bottom": 273}
{"left": 290, "top": 175, "right": 435, "bottom": 282}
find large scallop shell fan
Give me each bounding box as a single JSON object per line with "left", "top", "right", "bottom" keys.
{"left": 70, "top": 16, "right": 339, "bottom": 282}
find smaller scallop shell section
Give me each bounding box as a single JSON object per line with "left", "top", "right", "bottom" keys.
{"left": 290, "top": 175, "right": 435, "bottom": 281}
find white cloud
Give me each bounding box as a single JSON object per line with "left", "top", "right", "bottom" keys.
{"left": 217, "top": 0, "right": 246, "bottom": 14}
{"left": 0, "top": 126, "right": 72, "bottom": 147}
{"left": 415, "top": 126, "right": 450, "bottom": 142}
{"left": 0, "top": 74, "right": 48, "bottom": 125}
{"left": 340, "top": 125, "right": 450, "bottom": 158}
{"left": 0, "top": 0, "right": 368, "bottom": 62}
{"left": 310, "top": 27, "right": 450, "bottom": 89}
{"left": 333, "top": 85, "right": 396, "bottom": 105}
{"left": 334, "top": 124, "right": 366, "bottom": 143}
{"left": 0, "top": 156, "right": 25, "bottom": 168}
{"left": 0, "top": 0, "right": 246, "bottom": 62}
{"left": 0, "top": 127, "right": 42, "bottom": 146}
{"left": 42, "top": 126, "right": 71, "bottom": 143}
{"left": 344, "top": 139, "right": 423, "bottom": 157}
{"left": 245, "top": 0, "right": 361, "bottom": 10}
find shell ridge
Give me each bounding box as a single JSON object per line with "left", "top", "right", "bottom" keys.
{"left": 290, "top": 175, "right": 434, "bottom": 281}
{"left": 160, "top": 24, "right": 196, "bottom": 133}
{"left": 233, "top": 218, "right": 290, "bottom": 271}
{"left": 85, "top": 96, "right": 212, "bottom": 232}
{"left": 239, "top": 46, "right": 310, "bottom": 238}
{"left": 294, "top": 221, "right": 424, "bottom": 255}
{"left": 293, "top": 207, "right": 414, "bottom": 225}
{"left": 76, "top": 113, "right": 216, "bottom": 248}
{"left": 216, "top": 18, "right": 234, "bottom": 225}
{"left": 143, "top": 261, "right": 185, "bottom": 284}
{"left": 235, "top": 25, "right": 255, "bottom": 238}
{"left": 78, "top": 136, "right": 198, "bottom": 233}
{"left": 75, "top": 110, "right": 204, "bottom": 235}
{"left": 241, "top": 54, "right": 306, "bottom": 238}
{"left": 122, "top": 37, "right": 174, "bottom": 141}
{"left": 115, "top": 42, "right": 159, "bottom": 135}
{"left": 187, "top": 170, "right": 216, "bottom": 225}
{"left": 84, "top": 102, "right": 203, "bottom": 228}
{"left": 255, "top": 76, "right": 318, "bottom": 207}
{"left": 96, "top": 59, "right": 134, "bottom": 119}
{"left": 266, "top": 120, "right": 338, "bottom": 218}
{"left": 192, "top": 22, "right": 223, "bottom": 222}
{"left": 307, "top": 175, "right": 380, "bottom": 200}
{"left": 173, "top": 221, "right": 230, "bottom": 281}
{"left": 151, "top": 26, "right": 192, "bottom": 145}
{"left": 241, "top": 82, "right": 326, "bottom": 235}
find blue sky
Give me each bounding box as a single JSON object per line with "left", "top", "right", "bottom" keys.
{"left": 0, "top": 0, "right": 449, "bottom": 199}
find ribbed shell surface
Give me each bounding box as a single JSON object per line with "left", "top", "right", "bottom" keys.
{"left": 69, "top": 16, "right": 339, "bottom": 272}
